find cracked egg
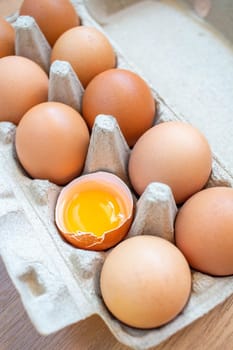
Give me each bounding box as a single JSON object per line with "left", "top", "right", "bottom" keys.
{"left": 55, "top": 171, "right": 134, "bottom": 250}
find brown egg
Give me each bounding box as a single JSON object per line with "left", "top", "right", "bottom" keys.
{"left": 100, "top": 235, "right": 191, "bottom": 328}
{"left": 15, "top": 102, "right": 90, "bottom": 185}
{"left": 175, "top": 187, "right": 233, "bottom": 276}
{"left": 55, "top": 172, "right": 133, "bottom": 251}
{"left": 0, "top": 17, "right": 15, "bottom": 58}
{"left": 0, "top": 56, "right": 48, "bottom": 125}
{"left": 19, "top": 0, "right": 80, "bottom": 46}
{"left": 51, "top": 26, "right": 116, "bottom": 87}
{"left": 128, "top": 121, "right": 212, "bottom": 203}
{"left": 82, "top": 68, "right": 156, "bottom": 146}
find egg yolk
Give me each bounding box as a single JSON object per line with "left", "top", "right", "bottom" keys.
{"left": 63, "top": 189, "right": 125, "bottom": 237}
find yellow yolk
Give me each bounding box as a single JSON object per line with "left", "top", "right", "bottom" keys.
{"left": 63, "top": 189, "right": 125, "bottom": 237}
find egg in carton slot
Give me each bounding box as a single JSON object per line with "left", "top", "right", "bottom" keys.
{"left": 1, "top": 1, "right": 233, "bottom": 349}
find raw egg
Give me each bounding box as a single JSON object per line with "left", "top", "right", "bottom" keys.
{"left": 128, "top": 121, "right": 212, "bottom": 203}
{"left": 55, "top": 172, "right": 133, "bottom": 250}
{"left": 82, "top": 68, "right": 156, "bottom": 146}
{"left": 19, "top": 0, "right": 80, "bottom": 46}
{"left": 0, "top": 56, "right": 48, "bottom": 125}
{"left": 51, "top": 26, "right": 116, "bottom": 88}
{"left": 0, "top": 17, "right": 15, "bottom": 58}
{"left": 100, "top": 235, "right": 191, "bottom": 328}
{"left": 15, "top": 102, "right": 89, "bottom": 185}
{"left": 175, "top": 187, "right": 233, "bottom": 276}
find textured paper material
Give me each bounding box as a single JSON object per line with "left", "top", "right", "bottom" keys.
{"left": 1, "top": 1, "right": 233, "bottom": 349}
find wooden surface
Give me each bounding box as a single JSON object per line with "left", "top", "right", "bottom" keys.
{"left": 1, "top": 1, "right": 233, "bottom": 349}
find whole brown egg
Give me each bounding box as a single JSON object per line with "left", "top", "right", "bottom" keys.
{"left": 100, "top": 235, "right": 191, "bottom": 328}
{"left": 0, "top": 17, "right": 15, "bottom": 58}
{"left": 15, "top": 102, "right": 90, "bottom": 185}
{"left": 82, "top": 68, "right": 156, "bottom": 146}
{"left": 19, "top": 0, "right": 80, "bottom": 46}
{"left": 128, "top": 121, "right": 212, "bottom": 203}
{"left": 51, "top": 26, "right": 116, "bottom": 88}
{"left": 0, "top": 56, "right": 48, "bottom": 125}
{"left": 175, "top": 187, "right": 233, "bottom": 276}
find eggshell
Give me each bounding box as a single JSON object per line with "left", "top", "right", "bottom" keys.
{"left": 175, "top": 187, "right": 233, "bottom": 276}
{"left": 19, "top": 0, "right": 80, "bottom": 46}
{"left": 100, "top": 235, "right": 191, "bottom": 328}
{"left": 55, "top": 172, "right": 133, "bottom": 250}
{"left": 128, "top": 121, "right": 212, "bottom": 203}
{"left": 15, "top": 102, "right": 90, "bottom": 185}
{"left": 82, "top": 68, "right": 156, "bottom": 146}
{"left": 0, "top": 17, "right": 15, "bottom": 58}
{"left": 51, "top": 26, "right": 116, "bottom": 87}
{"left": 0, "top": 56, "right": 48, "bottom": 125}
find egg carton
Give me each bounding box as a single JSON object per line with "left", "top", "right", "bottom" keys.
{"left": 1, "top": 1, "right": 233, "bottom": 349}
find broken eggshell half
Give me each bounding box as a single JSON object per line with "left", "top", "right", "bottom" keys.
{"left": 55, "top": 171, "right": 134, "bottom": 250}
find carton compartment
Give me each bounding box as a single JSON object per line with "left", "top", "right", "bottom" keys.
{"left": 85, "top": 0, "right": 233, "bottom": 177}
{"left": 1, "top": 1, "right": 233, "bottom": 349}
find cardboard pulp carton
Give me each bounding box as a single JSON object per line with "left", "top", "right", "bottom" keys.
{"left": 1, "top": 1, "right": 233, "bottom": 349}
